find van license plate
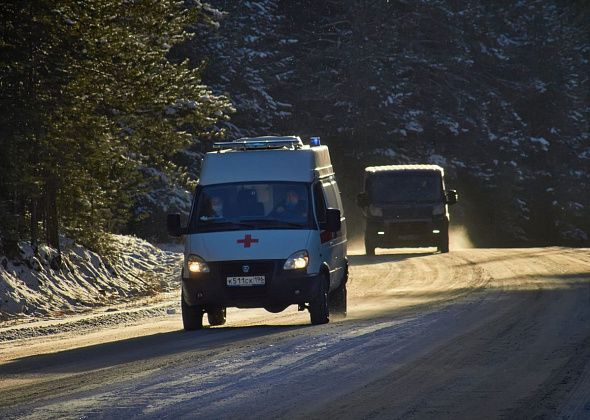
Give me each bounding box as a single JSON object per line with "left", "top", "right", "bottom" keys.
{"left": 226, "top": 276, "right": 266, "bottom": 287}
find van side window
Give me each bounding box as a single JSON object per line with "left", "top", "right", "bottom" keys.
{"left": 313, "top": 182, "right": 327, "bottom": 225}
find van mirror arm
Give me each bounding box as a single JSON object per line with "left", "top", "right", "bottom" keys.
{"left": 445, "top": 190, "right": 458, "bottom": 205}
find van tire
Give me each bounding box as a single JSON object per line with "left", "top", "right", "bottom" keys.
{"left": 182, "top": 291, "right": 204, "bottom": 331}
{"left": 310, "top": 275, "right": 329, "bottom": 325}
{"left": 329, "top": 264, "right": 348, "bottom": 317}
{"left": 207, "top": 307, "right": 226, "bottom": 326}
{"left": 329, "top": 282, "right": 347, "bottom": 317}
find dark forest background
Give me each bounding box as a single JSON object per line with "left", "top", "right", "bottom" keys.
{"left": 1, "top": 0, "right": 589, "bottom": 258}
{"left": 182, "top": 0, "right": 590, "bottom": 246}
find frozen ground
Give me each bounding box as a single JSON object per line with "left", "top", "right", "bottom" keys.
{"left": 1, "top": 247, "right": 589, "bottom": 419}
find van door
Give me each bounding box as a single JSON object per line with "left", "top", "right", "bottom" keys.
{"left": 314, "top": 178, "right": 347, "bottom": 290}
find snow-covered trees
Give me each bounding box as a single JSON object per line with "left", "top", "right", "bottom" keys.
{"left": 1, "top": 0, "right": 587, "bottom": 251}
{"left": 0, "top": 0, "right": 233, "bottom": 255}
{"left": 186, "top": 0, "right": 589, "bottom": 245}
{"left": 177, "top": 0, "right": 296, "bottom": 138}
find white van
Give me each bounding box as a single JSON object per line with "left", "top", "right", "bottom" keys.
{"left": 167, "top": 136, "right": 348, "bottom": 330}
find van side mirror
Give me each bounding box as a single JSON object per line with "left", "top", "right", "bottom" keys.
{"left": 356, "top": 192, "right": 369, "bottom": 207}
{"left": 167, "top": 213, "right": 185, "bottom": 237}
{"left": 445, "top": 190, "right": 458, "bottom": 205}
{"left": 325, "top": 208, "right": 341, "bottom": 232}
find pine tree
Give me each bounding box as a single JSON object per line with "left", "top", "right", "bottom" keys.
{"left": 0, "top": 0, "right": 233, "bottom": 256}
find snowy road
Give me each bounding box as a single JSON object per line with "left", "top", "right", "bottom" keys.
{"left": 1, "top": 247, "right": 590, "bottom": 419}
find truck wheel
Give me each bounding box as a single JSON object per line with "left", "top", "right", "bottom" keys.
{"left": 181, "top": 291, "right": 204, "bottom": 331}
{"left": 438, "top": 229, "right": 449, "bottom": 253}
{"left": 264, "top": 305, "right": 289, "bottom": 313}
{"left": 310, "top": 275, "right": 329, "bottom": 325}
{"left": 207, "top": 306, "right": 226, "bottom": 326}
{"left": 365, "top": 236, "right": 376, "bottom": 256}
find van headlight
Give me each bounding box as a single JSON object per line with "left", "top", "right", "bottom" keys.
{"left": 369, "top": 204, "right": 383, "bottom": 217}
{"left": 187, "top": 254, "right": 210, "bottom": 273}
{"left": 432, "top": 204, "right": 445, "bottom": 217}
{"left": 283, "top": 250, "right": 309, "bottom": 270}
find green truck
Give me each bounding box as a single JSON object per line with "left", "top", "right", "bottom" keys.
{"left": 357, "top": 165, "right": 458, "bottom": 255}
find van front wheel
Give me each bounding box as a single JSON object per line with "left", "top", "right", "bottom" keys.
{"left": 181, "top": 291, "right": 204, "bottom": 331}
{"left": 310, "top": 275, "right": 329, "bottom": 325}
{"left": 207, "top": 306, "right": 226, "bottom": 326}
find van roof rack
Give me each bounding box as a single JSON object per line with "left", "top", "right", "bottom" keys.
{"left": 213, "top": 136, "right": 303, "bottom": 151}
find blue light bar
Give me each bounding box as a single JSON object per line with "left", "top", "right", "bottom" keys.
{"left": 310, "top": 136, "right": 321, "bottom": 147}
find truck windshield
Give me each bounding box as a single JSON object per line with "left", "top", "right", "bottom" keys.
{"left": 368, "top": 172, "right": 443, "bottom": 204}
{"left": 191, "top": 182, "right": 313, "bottom": 232}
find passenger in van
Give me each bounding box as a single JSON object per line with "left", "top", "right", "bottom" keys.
{"left": 210, "top": 196, "right": 224, "bottom": 217}
{"left": 271, "top": 189, "right": 307, "bottom": 220}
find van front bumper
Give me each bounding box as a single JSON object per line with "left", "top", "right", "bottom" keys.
{"left": 182, "top": 260, "right": 321, "bottom": 308}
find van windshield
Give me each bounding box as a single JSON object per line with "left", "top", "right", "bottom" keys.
{"left": 367, "top": 172, "right": 443, "bottom": 204}
{"left": 191, "top": 182, "right": 313, "bottom": 232}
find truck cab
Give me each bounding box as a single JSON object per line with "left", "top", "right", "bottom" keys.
{"left": 356, "top": 165, "right": 458, "bottom": 255}
{"left": 168, "top": 136, "right": 348, "bottom": 330}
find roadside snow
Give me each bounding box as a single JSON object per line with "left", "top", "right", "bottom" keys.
{"left": 0, "top": 235, "right": 182, "bottom": 322}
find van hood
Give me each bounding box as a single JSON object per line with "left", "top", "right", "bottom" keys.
{"left": 187, "top": 230, "right": 313, "bottom": 262}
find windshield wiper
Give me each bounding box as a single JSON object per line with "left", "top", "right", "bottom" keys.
{"left": 200, "top": 220, "right": 257, "bottom": 229}
{"left": 239, "top": 218, "right": 306, "bottom": 228}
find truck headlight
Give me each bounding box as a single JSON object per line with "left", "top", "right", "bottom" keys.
{"left": 432, "top": 204, "right": 445, "bottom": 217}
{"left": 369, "top": 204, "right": 383, "bottom": 217}
{"left": 283, "top": 250, "right": 309, "bottom": 270}
{"left": 187, "top": 254, "right": 210, "bottom": 273}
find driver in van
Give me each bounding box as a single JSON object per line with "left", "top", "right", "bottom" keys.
{"left": 272, "top": 189, "right": 307, "bottom": 220}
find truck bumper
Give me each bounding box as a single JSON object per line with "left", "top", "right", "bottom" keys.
{"left": 366, "top": 218, "right": 448, "bottom": 247}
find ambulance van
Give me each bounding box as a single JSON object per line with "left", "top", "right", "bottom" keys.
{"left": 167, "top": 136, "right": 348, "bottom": 330}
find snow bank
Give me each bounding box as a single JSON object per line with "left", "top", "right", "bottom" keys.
{"left": 0, "top": 235, "right": 182, "bottom": 321}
